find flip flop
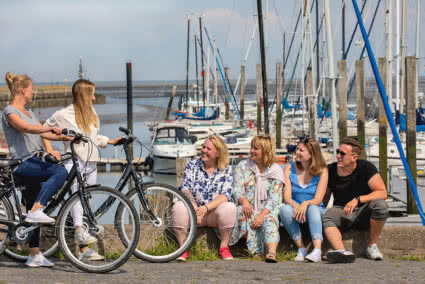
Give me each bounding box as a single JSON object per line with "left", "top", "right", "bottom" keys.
{"left": 265, "top": 252, "right": 277, "bottom": 263}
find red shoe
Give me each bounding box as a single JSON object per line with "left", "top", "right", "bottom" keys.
{"left": 177, "top": 251, "right": 189, "bottom": 262}
{"left": 219, "top": 247, "right": 233, "bottom": 260}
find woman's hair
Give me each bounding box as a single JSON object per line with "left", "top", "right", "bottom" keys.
{"left": 251, "top": 135, "right": 276, "bottom": 168}
{"left": 206, "top": 135, "right": 229, "bottom": 170}
{"left": 5, "top": 72, "right": 32, "bottom": 97}
{"left": 295, "top": 138, "right": 327, "bottom": 176}
{"left": 72, "top": 79, "right": 99, "bottom": 134}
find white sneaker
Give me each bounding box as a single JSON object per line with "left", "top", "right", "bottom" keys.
{"left": 305, "top": 249, "right": 322, "bottom": 263}
{"left": 75, "top": 227, "right": 97, "bottom": 245}
{"left": 25, "top": 209, "right": 55, "bottom": 223}
{"left": 79, "top": 248, "right": 104, "bottom": 261}
{"left": 25, "top": 253, "right": 54, "bottom": 267}
{"left": 366, "top": 244, "right": 383, "bottom": 260}
{"left": 294, "top": 248, "right": 307, "bottom": 262}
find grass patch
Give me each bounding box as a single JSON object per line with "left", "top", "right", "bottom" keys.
{"left": 188, "top": 241, "right": 219, "bottom": 261}
{"left": 276, "top": 251, "right": 297, "bottom": 261}
{"left": 394, "top": 255, "right": 425, "bottom": 262}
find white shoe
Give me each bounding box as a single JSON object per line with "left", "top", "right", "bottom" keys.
{"left": 366, "top": 244, "right": 383, "bottom": 260}
{"left": 305, "top": 250, "right": 322, "bottom": 263}
{"left": 75, "top": 227, "right": 97, "bottom": 245}
{"left": 25, "top": 253, "right": 54, "bottom": 267}
{"left": 294, "top": 248, "right": 307, "bottom": 262}
{"left": 25, "top": 210, "right": 55, "bottom": 223}
{"left": 79, "top": 248, "right": 104, "bottom": 261}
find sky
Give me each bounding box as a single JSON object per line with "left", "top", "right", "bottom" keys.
{"left": 0, "top": 0, "right": 424, "bottom": 84}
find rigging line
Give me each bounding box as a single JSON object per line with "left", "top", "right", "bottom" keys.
{"left": 320, "top": 0, "right": 382, "bottom": 126}
{"left": 195, "top": 36, "right": 217, "bottom": 81}
{"left": 343, "top": 0, "right": 368, "bottom": 59}
{"left": 204, "top": 27, "right": 240, "bottom": 118}
{"left": 346, "top": 0, "right": 383, "bottom": 100}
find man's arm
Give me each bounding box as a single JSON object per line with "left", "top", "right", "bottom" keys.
{"left": 322, "top": 186, "right": 332, "bottom": 208}
{"left": 358, "top": 173, "right": 387, "bottom": 203}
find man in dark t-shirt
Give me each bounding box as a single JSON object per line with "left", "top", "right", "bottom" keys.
{"left": 323, "top": 138, "right": 389, "bottom": 263}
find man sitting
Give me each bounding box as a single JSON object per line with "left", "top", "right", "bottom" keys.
{"left": 323, "top": 137, "right": 389, "bottom": 263}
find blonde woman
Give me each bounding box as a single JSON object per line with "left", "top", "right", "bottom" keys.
{"left": 279, "top": 138, "right": 328, "bottom": 263}
{"left": 230, "top": 135, "right": 284, "bottom": 263}
{"left": 2, "top": 72, "right": 70, "bottom": 267}
{"left": 172, "top": 135, "right": 237, "bottom": 262}
{"left": 44, "top": 79, "right": 121, "bottom": 260}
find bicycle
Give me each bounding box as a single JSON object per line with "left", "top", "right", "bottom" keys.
{"left": 0, "top": 129, "right": 140, "bottom": 273}
{"left": 113, "top": 127, "right": 197, "bottom": 262}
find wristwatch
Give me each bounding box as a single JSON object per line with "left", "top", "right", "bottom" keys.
{"left": 356, "top": 196, "right": 361, "bottom": 204}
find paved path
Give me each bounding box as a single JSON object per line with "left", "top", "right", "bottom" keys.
{"left": 1, "top": 255, "right": 424, "bottom": 283}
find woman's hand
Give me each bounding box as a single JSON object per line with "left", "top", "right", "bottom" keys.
{"left": 47, "top": 149, "right": 61, "bottom": 161}
{"left": 242, "top": 200, "right": 253, "bottom": 219}
{"left": 196, "top": 205, "right": 208, "bottom": 224}
{"left": 108, "top": 137, "right": 123, "bottom": 145}
{"left": 294, "top": 201, "right": 308, "bottom": 223}
{"left": 250, "top": 214, "right": 264, "bottom": 229}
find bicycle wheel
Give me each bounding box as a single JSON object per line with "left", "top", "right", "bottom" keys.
{"left": 115, "top": 183, "right": 197, "bottom": 262}
{"left": 4, "top": 203, "right": 59, "bottom": 261}
{"left": 0, "top": 197, "right": 13, "bottom": 255}
{"left": 57, "top": 186, "right": 140, "bottom": 273}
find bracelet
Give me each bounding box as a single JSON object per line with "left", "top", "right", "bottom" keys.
{"left": 204, "top": 205, "right": 209, "bottom": 212}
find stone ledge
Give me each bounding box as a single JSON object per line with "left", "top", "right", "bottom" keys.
{"left": 194, "top": 226, "right": 425, "bottom": 258}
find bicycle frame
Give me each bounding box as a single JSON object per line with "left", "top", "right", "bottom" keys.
{"left": 112, "top": 133, "right": 158, "bottom": 222}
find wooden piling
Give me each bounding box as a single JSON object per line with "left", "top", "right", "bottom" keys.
{"left": 256, "top": 64, "right": 263, "bottom": 134}
{"left": 337, "top": 60, "right": 347, "bottom": 139}
{"left": 306, "top": 67, "right": 315, "bottom": 139}
{"left": 378, "top": 57, "right": 388, "bottom": 189}
{"left": 275, "top": 62, "right": 282, "bottom": 148}
{"left": 224, "top": 66, "right": 230, "bottom": 120}
{"left": 176, "top": 158, "right": 190, "bottom": 188}
{"left": 240, "top": 64, "right": 246, "bottom": 126}
{"left": 165, "top": 85, "right": 177, "bottom": 120}
{"left": 355, "top": 60, "right": 367, "bottom": 160}
{"left": 405, "top": 56, "right": 418, "bottom": 214}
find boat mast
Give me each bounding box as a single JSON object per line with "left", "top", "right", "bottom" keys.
{"left": 199, "top": 16, "right": 206, "bottom": 109}
{"left": 78, "top": 57, "right": 84, "bottom": 79}
{"left": 316, "top": 0, "right": 320, "bottom": 90}
{"left": 416, "top": 0, "right": 421, "bottom": 100}
{"left": 213, "top": 40, "right": 218, "bottom": 105}
{"left": 324, "top": 0, "right": 339, "bottom": 154}
{"left": 342, "top": 0, "right": 346, "bottom": 59}
{"left": 257, "top": 0, "right": 270, "bottom": 134}
{"left": 396, "top": 0, "right": 400, "bottom": 111}
{"left": 194, "top": 34, "right": 199, "bottom": 111}
{"left": 206, "top": 44, "right": 210, "bottom": 105}
{"left": 185, "top": 16, "right": 190, "bottom": 110}
{"left": 385, "top": 0, "right": 393, "bottom": 113}
{"left": 400, "top": 0, "right": 406, "bottom": 114}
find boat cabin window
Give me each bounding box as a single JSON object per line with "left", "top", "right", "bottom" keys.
{"left": 154, "top": 128, "right": 191, "bottom": 145}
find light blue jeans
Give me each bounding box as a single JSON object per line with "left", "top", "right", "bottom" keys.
{"left": 279, "top": 203, "right": 325, "bottom": 241}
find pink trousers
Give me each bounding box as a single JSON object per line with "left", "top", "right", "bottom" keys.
{"left": 172, "top": 201, "right": 237, "bottom": 230}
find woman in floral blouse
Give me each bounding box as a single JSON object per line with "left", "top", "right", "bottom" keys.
{"left": 229, "top": 135, "right": 284, "bottom": 263}
{"left": 172, "top": 135, "right": 236, "bottom": 262}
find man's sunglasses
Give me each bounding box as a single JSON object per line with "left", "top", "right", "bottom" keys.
{"left": 336, "top": 149, "right": 356, "bottom": 157}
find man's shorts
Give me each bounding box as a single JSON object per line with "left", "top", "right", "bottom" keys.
{"left": 322, "top": 199, "right": 389, "bottom": 232}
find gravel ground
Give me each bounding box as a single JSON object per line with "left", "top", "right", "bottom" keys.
{"left": 1, "top": 255, "right": 424, "bottom": 283}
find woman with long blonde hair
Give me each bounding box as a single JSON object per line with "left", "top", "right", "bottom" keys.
{"left": 279, "top": 138, "right": 328, "bottom": 262}
{"left": 2, "top": 72, "right": 70, "bottom": 267}
{"left": 44, "top": 79, "right": 121, "bottom": 260}
{"left": 230, "top": 135, "right": 284, "bottom": 263}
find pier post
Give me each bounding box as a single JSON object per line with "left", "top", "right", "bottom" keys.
{"left": 355, "top": 60, "right": 367, "bottom": 159}
{"left": 405, "top": 56, "right": 418, "bottom": 214}
{"left": 224, "top": 66, "right": 230, "bottom": 120}
{"left": 256, "top": 64, "right": 263, "bottom": 134}
{"left": 378, "top": 57, "right": 388, "bottom": 189}
{"left": 126, "top": 62, "right": 134, "bottom": 161}
{"left": 276, "top": 62, "right": 282, "bottom": 148}
{"left": 165, "top": 85, "right": 177, "bottom": 120}
{"left": 337, "top": 60, "right": 347, "bottom": 140}
{"left": 240, "top": 64, "right": 246, "bottom": 126}
{"left": 306, "top": 67, "right": 315, "bottom": 139}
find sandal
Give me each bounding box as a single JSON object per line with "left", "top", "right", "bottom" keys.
{"left": 265, "top": 252, "right": 277, "bottom": 263}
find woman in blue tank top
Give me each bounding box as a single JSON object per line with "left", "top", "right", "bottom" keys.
{"left": 279, "top": 138, "right": 328, "bottom": 262}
